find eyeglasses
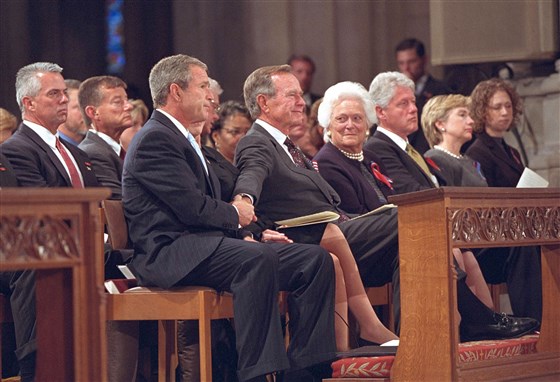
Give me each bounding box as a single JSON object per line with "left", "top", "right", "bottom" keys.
{"left": 210, "top": 99, "right": 220, "bottom": 113}
{"left": 223, "top": 128, "right": 249, "bottom": 137}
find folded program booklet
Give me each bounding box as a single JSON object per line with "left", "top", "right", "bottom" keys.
{"left": 516, "top": 167, "right": 549, "bottom": 188}
{"left": 275, "top": 211, "right": 340, "bottom": 228}
{"left": 349, "top": 204, "right": 397, "bottom": 221}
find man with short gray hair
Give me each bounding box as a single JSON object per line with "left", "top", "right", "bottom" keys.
{"left": 1, "top": 62, "right": 98, "bottom": 382}
{"left": 122, "top": 54, "right": 336, "bottom": 382}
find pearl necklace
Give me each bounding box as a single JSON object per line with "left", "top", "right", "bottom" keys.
{"left": 338, "top": 147, "right": 364, "bottom": 161}
{"left": 434, "top": 145, "right": 462, "bottom": 159}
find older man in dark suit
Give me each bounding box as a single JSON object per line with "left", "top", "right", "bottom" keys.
{"left": 365, "top": 71, "right": 541, "bottom": 338}
{"left": 0, "top": 62, "right": 99, "bottom": 381}
{"left": 233, "top": 65, "right": 399, "bottom": 330}
{"left": 78, "top": 76, "right": 133, "bottom": 200}
{"left": 122, "top": 54, "right": 336, "bottom": 382}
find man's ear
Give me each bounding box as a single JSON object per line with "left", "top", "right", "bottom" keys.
{"left": 169, "top": 83, "right": 182, "bottom": 102}
{"left": 84, "top": 105, "right": 97, "bottom": 120}
{"left": 256, "top": 94, "right": 269, "bottom": 113}
{"left": 22, "top": 96, "right": 34, "bottom": 111}
{"left": 375, "top": 105, "right": 385, "bottom": 122}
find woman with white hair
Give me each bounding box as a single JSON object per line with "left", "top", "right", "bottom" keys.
{"left": 314, "top": 81, "right": 393, "bottom": 215}
{"left": 314, "top": 82, "right": 496, "bottom": 312}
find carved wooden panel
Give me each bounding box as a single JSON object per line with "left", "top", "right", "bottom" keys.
{"left": 449, "top": 206, "right": 560, "bottom": 245}
{"left": 0, "top": 215, "right": 80, "bottom": 262}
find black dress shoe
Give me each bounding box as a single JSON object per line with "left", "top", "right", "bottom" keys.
{"left": 460, "top": 312, "right": 540, "bottom": 342}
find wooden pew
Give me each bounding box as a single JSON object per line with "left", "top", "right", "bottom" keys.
{"left": 389, "top": 187, "right": 560, "bottom": 381}
{"left": 0, "top": 188, "right": 110, "bottom": 382}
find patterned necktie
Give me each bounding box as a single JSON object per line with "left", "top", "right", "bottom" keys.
{"left": 55, "top": 137, "right": 83, "bottom": 188}
{"left": 284, "top": 137, "right": 309, "bottom": 169}
{"left": 406, "top": 143, "right": 431, "bottom": 177}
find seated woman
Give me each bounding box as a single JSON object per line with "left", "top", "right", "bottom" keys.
{"left": 422, "top": 93, "right": 542, "bottom": 322}
{"left": 314, "top": 82, "right": 493, "bottom": 311}
{"left": 198, "top": 101, "right": 396, "bottom": 350}
{"left": 210, "top": 100, "right": 252, "bottom": 164}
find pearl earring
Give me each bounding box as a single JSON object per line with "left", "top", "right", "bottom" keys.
{"left": 440, "top": 128, "right": 446, "bottom": 132}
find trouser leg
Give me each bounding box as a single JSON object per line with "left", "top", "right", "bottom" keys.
{"left": 177, "top": 238, "right": 288, "bottom": 382}
{"left": 270, "top": 242, "right": 336, "bottom": 371}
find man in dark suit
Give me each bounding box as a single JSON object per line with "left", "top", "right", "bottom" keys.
{"left": 365, "top": 71, "right": 540, "bottom": 339}
{"left": 233, "top": 65, "right": 399, "bottom": 319}
{"left": 395, "top": 38, "right": 450, "bottom": 154}
{"left": 122, "top": 54, "right": 336, "bottom": 382}
{"left": 0, "top": 62, "right": 99, "bottom": 381}
{"left": 78, "top": 75, "right": 133, "bottom": 199}
{"left": 287, "top": 54, "right": 322, "bottom": 109}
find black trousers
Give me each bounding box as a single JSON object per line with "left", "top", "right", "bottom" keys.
{"left": 0, "top": 270, "right": 36, "bottom": 362}
{"left": 474, "top": 245, "right": 542, "bottom": 321}
{"left": 176, "top": 238, "right": 336, "bottom": 382}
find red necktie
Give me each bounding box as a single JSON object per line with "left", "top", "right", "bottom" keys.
{"left": 55, "top": 137, "right": 83, "bottom": 188}
{"left": 119, "top": 146, "right": 126, "bottom": 160}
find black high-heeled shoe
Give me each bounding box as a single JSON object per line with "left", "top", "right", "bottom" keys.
{"left": 357, "top": 337, "right": 381, "bottom": 347}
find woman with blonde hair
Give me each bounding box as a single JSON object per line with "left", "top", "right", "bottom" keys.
{"left": 0, "top": 108, "right": 18, "bottom": 143}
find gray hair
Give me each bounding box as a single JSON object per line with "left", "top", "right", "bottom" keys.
{"left": 318, "top": 81, "right": 377, "bottom": 143}
{"left": 16, "top": 62, "right": 63, "bottom": 113}
{"left": 243, "top": 64, "right": 292, "bottom": 119}
{"left": 149, "top": 54, "right": 208, "bottom": 109}
{"left": 368, "top": 71, "right": 415, "bottom": 109}
{"left": 209, "top": 78, "right": 223, "bottom": 97}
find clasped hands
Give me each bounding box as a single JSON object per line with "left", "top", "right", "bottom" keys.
{"left": 231, "top": 194, "right": 293, "bottom": 244}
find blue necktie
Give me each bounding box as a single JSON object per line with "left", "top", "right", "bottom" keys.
{"left": 186, "top": 133, "right": 208, "bottom": 175}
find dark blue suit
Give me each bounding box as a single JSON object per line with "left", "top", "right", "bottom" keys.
{"left": 122, "top": 111, "right": 336, "bottom": 380}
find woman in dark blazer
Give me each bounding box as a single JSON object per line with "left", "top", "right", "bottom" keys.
{"left": 465, "top": 78, "right": 525, "bottom": 187}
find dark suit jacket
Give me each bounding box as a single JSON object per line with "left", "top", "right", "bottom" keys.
{"left": 234, "top": 123, "right": 341, "bottom": 223}
{"left": 465, "top": 131, "right": 524, "bottom": 187}
{"left": 0, "top": 152, "right": 18, "bottom": 187}
{"left": 0, "top": 124, "right": 98, "bottom": 188}
{"left": 313, "top": 142, "right": 394, "bottom": 215}
{"left": 410, "top": 75, "right": 450, "bottom": 154}
{"left": 79, "top": 131, "right": 123, "bottom": 199}
{"left": 364, "top": 130, "right": 445, "bottom": 194}
{"left": 202, "top": 145, "right": 238, "bottom": 202}
{"left": 122, "top": 110, "right": 239, "bottom": 288}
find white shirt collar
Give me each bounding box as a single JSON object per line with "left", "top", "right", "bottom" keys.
{"left": 377, "top": 126, "right": 409, "bottom": 151}
{"left": 89, "top": 129, "right": 121, "bottom": 155}
{"left": 24, "top": 120, "right": 57, "bottom": 149}
{"left": 157, "top": 108, "right": 194, "bottom": 142}
{"left": 256, "top": 119, "right": 294, "bottom": 161}
{"left": 256, "top": 119, "right": 289, "bottom": 145}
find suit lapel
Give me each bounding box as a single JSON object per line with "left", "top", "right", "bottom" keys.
{"left": 64, "top": 139, "right": 98, "bottom": 187}
{"left": 21, "top": 124, "right": 72, "bottom": 186}
{"left": 479, "top": 133, "right": 523, "bottom": 174}
{"left": 152, "top": 111, "right": 216, "bottom": 197}
{"left": 253, "top": 123, "right": 340, "bottom": 205}
{"left": 375, "top": 131, "right": 436, "bottom": 187}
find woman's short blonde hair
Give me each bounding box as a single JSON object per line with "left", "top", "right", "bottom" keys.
{"left": 421, "top": 94, "right": 470, "bottom": 147}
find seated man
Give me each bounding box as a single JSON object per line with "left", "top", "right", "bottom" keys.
{"left": 78, "top": 75, "right": 133, "bottom": 199}
{"left": 122, "top": 54, "right": 336, "bottom": 382}
{"left": 364, "top": 71, "right": 540, "bottom": 338}
{"left": 1, "top": 62, "right": 99, "bottom": 381}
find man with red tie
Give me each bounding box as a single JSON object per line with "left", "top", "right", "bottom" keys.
{"left": 1, "top": 62, "right": 99, "bottom": 381}
{"left": 78, "top": 75, "right": 134, "bottom": 200}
